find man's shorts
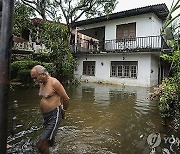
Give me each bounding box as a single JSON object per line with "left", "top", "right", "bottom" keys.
{"left": 41, "top": 106, "right": 62, "bottom": 140}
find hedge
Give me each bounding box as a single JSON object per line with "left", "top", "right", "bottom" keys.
{"left": 10, "top": 60, "right": 55, "bottom": 84}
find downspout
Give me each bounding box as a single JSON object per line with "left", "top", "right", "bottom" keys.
{"left": 75, "top": 27, "right": 78, "bottom": 53}
{"left": 0, "top": 0, "right": 14, "bottom": 153}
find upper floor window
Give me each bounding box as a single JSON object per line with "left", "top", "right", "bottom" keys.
{"left": 22, "top": 28, "right": 30, "bottom": 41}
{"left": 83, "top": 61, "right": 95, "bottom": 76}
{"left": 110, "top": 61, "right": 138, "bottom": 78}
{"left": 116, "top": 23, "right": 136, "bottom": 41}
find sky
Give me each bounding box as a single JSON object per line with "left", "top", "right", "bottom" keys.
{"left": 114, "top": 0, "right": 176, "bottom": 12}
{"left": 113, "top": 0, "right": 179, "bottom": 18}
{"left": 59, "top": 0, "right": 179, "bottom": 23}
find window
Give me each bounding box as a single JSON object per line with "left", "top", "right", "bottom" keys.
{"left": 124, "top": 65, "right": 129, "bottom": 77}
{"left": 110, "top": 61, "right": 138, "bottom": 78}
{"left": 83, "top": 61, "right": 95, "bottom": 76}
{"left": 131, "top": 65, "right": 137, "bottom": 78}
{"left": 22, "top": 28, "right": 30, "bottom": 41}
{"left": 116, "top": 23, "right": 136, "bottom": 40}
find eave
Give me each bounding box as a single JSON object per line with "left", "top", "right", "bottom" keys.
{"left": 74, "top": 3, "right": 169, "bottom": 27}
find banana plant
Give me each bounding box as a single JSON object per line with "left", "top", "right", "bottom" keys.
{"left": 161, "top": 0, "right": 180, "bottom": 34}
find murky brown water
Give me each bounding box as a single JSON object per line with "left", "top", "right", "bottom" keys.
{"left": 7, "top": 82, "right": 179, "bottom": 154}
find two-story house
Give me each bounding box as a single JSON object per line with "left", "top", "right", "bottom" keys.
{"left": 73, "top": 3, "right": 170, "bottom": 87}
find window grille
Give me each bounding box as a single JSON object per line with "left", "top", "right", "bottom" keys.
{"left": 83, "top": 61, "right": 95, "bottom": 76}
{"left": 110, "top": 61, "right": 138, "bottom": 78}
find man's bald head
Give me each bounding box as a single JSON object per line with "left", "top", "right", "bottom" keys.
{"left": 31, "top": 65, "right": 49, "bottom": 83}
{"left": 31, "top": 65, "right": 48, "bottom": 75}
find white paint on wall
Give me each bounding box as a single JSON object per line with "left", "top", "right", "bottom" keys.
{"left": 74, "top": 11, "right": 163, "bottom": 87}
{"left": 77, "top": 13, "right": 163, "bottom": 41}
{"left": 150, "top": 54, "right": 160, "bottom": 86}
{"left": 74, "top": 52, "right": 159, "bottom": 87}
{"left": 151, "top": 14, "right": 163, "bottom": 35}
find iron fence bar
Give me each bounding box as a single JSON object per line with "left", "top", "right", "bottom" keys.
{"left": 0, "top": 0, "right": 14, "bottom": 153}
{"left": 73, "top": 36, "right": 163, "bottom": 53}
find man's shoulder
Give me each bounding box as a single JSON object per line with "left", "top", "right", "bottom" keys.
{"left": 50, "top": 77, "right": 61, "bottom": 85}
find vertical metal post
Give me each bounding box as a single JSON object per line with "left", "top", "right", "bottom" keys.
{"left": 0, "top": 0, "right": 14, "bottom": 153}
{"left": 75, "top": 27, "right": 78, "bottom": 52}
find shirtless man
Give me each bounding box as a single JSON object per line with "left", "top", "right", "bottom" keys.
{"left": 31, "top": 65, "right": 70, "bottom": 154}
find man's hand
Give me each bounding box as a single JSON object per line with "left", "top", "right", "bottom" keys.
{"left": 61, "top": 109, "right": 66, "bottom": 119}
{"left": 61, "top": 105, "right": 66, "bottom": 119}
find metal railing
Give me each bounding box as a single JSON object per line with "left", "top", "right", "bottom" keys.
{"left": 12, "top": 42, "right": 49, "bottom": 53}
{"left": 12, "top": 36, "right": 167, "bottom": 54}
{"left": 12, "top": 42, "right": 34, "bottom": 51}
{"left": 72, "top": 36, "right": 167, "bottom": 53}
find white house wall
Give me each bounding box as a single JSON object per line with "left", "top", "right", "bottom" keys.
{"left": 75, "top": 12, "right": 163, "bottom": 87}
{"left": 150, "top": 55, "right": 160, "bottom": 86}
{"left": 151, "top": 14, "right": 163, "bottom": 36}
{"left": 77, "top": 13, "right": 163, "bottom": 40}
{"left": 74, "top": 53, "right": 158, "bottom": 87}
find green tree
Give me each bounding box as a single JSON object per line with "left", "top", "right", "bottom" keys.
{"left": 13, "top": 1, "right": 35, "bottom": 37}
{"left": 20, "top": 0, "right": 57, "bottom": 20}
{"left": 159, "top": 0, "right": 180, "bottom": 120}
{"left": 13, "top": 1, "right": 78, "bottom": 84}
{"left": 34, "top": 20, "right": 78, "bottom": 82}
{"left": 54, "top": 0, "right": 118, "bottom": 41}
{"left": 18, "top": 0, "right": 118, "bottom": 43}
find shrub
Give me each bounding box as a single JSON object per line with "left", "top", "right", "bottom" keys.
{"left": 10, "top": 60, "right": 40, "bottom": 80}
{"left": 10, "top": 60, "right": 55, "bottom": 84}
{"left": 18, "top": 69, "right": 32, "bottom": 84}
{"left": 41, "top": 62, "right": 56, "bottom": 76}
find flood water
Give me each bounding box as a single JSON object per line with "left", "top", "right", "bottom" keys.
{"left": 7, "top": 82, "right": 179, "bottom": 154}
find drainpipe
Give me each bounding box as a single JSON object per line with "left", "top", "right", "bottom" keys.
{"left": 75, "top": 27, "right": 78, "bottom": 52}
{"left": 0, "top": 0, "right": 14, "bottom": 153}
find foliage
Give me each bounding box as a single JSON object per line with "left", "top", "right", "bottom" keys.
{"left": 41, "top": 62, "right": 56, "bottom": 77}
{"left": 159, "top": 49, "right": 180, "bottom": 118}
{"left": 12, "top": 2, "right": 78, "bottom": 84}
{"left": 159, "top": 78, "right": 178, "bottom": 118}
{"left": 10, "top": 60, "right": 55, "bottom": 84}
{"left": 158, "top": 0, "right": 180, "bottom": 119}
{"left": 13, "top": 1, "right": 35, "bottom": 37}
{"left": 20, "top": 0, "right": 58, "bottom": 20}
{"left": 37, "top": 21, "right": 78, "bottom": 82}
{"left": 18, "top": 0, "right": 118, "bottom": 43}
{"left": 17, "top": 69, "right": 33, "bottom": 84}
{"left": 39, "top": 21, "right": 68, "bottom": 46}
{"left": 33, "top": 52, "right": 51, "bottom": 63}
{"left": 53, "top": 0, "right": 118, "bottom": 42}
{"left": 161, "top": 0, "right": 180, "bottom": 34}
{"left": 11, "top": 60, "right": 39, "bottom": 79}
{"left": 60, "top": 53, "right": 78, "bottom": 82}
{"left": 159, "top": 45, "right": 180, "bottom": 119}
{"left": 10, "top": 60, "right": 40, "bottom": 83}
{"left": 53, "top": 0, "right": 118, "bottom": 22}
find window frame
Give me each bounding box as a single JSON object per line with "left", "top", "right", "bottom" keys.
{"left": 110, "top": 61, "right": 138, "bottom": 79}
{"left": 116, "top": 22, "right": 136, "bottom": 41}
{"left": 83, "top": 61, "right": 96, "bottom": 76}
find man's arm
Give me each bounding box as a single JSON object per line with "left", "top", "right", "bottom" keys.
{"left": 52, "top": 78, "right": 70, "bottom": 110}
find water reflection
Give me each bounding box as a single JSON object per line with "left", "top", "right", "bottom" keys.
{"left": 7, "top": 83, "right": 179, "bottom": 154}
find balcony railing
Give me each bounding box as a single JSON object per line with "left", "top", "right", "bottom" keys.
{"left": 12, "top": 42, "right": 49, "bottom": 54}
{"left": 12, "top": 42, "right": 34, "bottom": 52}
{"left": 72, "top": 36, "right": 168, "bottom": 53}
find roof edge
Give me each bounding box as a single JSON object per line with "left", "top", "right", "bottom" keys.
{"left": 74, "top": 3, "right": 169, "bottom": 26}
